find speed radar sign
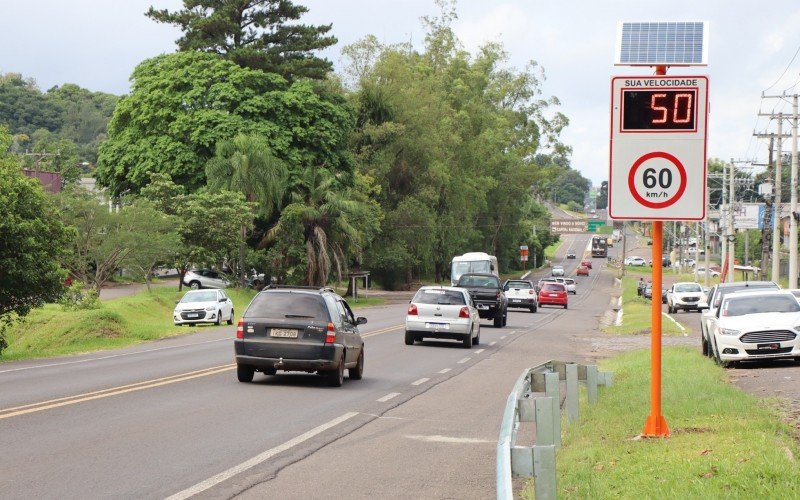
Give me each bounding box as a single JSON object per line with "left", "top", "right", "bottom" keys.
{"left": 609, "top": 76, "right": 708, "bottom": 220}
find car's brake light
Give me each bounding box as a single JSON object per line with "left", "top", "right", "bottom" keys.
{"left": 325, "top": 322, "right": 336, "bottom": 343}
{"left": 528, "top": 289, "right": 534, "bottom": 295}
{"left": 408, "top": 304, "right": 418, "bottom": 315}
{"left": 459, "top": 306, "right": 470, "bottom": 318}
{"left": 236, "top": 320, "right": 244, "bottom": 339}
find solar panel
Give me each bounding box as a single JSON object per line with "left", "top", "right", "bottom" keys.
{"left": 615, "top": 21, "right": 708, "bottom": 66}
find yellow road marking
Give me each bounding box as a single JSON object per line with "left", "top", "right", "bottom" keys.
{"left": 362, "top": 324, "right": 404, "bottom": 338}
{"left": 0, "top": 364, "right": 234, "bottom": 420}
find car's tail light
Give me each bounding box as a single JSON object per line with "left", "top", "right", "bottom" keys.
{"left": 528, "top": 289, "right": 534, "bottom": 295}
{"left": 236, "top": 320, "right": 244, "bottom": 339}
{"left": 407, "top": 304, "right": 418, "bottom": 316}
{"left": 459, "top": 306, "right": 470, "bottom": 318}
{"left": 325, "top": 322, "right": 336, "bottom": 343}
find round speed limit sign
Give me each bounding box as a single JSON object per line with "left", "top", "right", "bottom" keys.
{"left": 627, "top": 151, "right": 687, "bottom": 209}
{"left": 609, "top": 76, "right": 708, "bottom": 220}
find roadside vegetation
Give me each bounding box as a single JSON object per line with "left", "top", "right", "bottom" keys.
{"left": 523, "top": 347, "right": 800, "bottom": 497}
{"left": 604, "top": 277, "right": 684, "bottom": 335}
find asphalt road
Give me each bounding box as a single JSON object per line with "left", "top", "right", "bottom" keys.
{"left": 0, "top": 233, "right": 620, "bottom": 499}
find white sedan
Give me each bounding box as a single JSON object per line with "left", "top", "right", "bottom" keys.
{"left": 405, "top": 286, "right": 480, "bottom": 348}
{"left": 624, "top": 256, "right": 647, "bottom": 266}
{"left": 710, "top": 290, "right": 800, "bottom": 367}
{"left": 696, "top": 266, "right": 720, "bottom": 277}
{"left": 173, "top": 289, "right": 235, "bottom": 326}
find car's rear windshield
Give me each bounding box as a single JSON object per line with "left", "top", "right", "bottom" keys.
{"left": 245, "top": 292, "right": 329, "bottom": 320}
{"left": 413, "top": 289, "right": 466, "bottom": 305}
{"left": 458, "top": 275, "right": 500, "bottom": 287}
{"left": 506, "top": 281, "right": 531, "bottom": 289}
{"left": 181, "top": 291, "right": 217, "bottom": 303}
{"left": 722, "top": 295, "right": 800, "bottom": 316}
{"left": 542, "top": 283, "right": 565, "bottom": 291}
{"left": 675, "top": 284, "right": 702, "bottom": 293}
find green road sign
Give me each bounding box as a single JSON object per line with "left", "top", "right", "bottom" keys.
{"left": 587, "top": 220, "right": 606, "bottom": 232}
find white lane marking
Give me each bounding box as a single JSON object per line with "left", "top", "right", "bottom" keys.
{"left": 457, "top": 357, "right": 470, "bottom": 364}
{"left": 377, "top": 392, "right": 400, "bottom": 403}
{"left": 0, "top": 338, "right": 230, "bottom": 374}
{"left": 166, "top": 412, "right": 359, "bottom": 500}
{"left": 500, "top": 336, "right": 507, "bottom": 340}
{"left": 438, "top": 368, "right": 452, "bottom": 374}
{"left": 405, "top": 434, "right": 495, "bottom": 444}
{"left": 662, "top": 312, "right": 687, "bottom": 331}
{"left": 411, "top": 378, "right": 430, "bottom": 386}
{"left": 489, "top": 342, "right": 497, "bottom": 346}
{"left": 474, "top": 349, "right": 485, "bottom": 354}
{"left": 507, "top": 331, "right": 516, "bottom": 335}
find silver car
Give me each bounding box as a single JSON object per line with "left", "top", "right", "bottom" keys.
{"left": 182, "top": 269, "right": 231, "bottom": 289}
{"left": 405, "top": 286, "right": 481, "bottom": 348}
{"left": 173, "top": 289, "right": 234, "bottom": 326}
{"left": 552, "top": 265, "right": 565, "bottom": 277}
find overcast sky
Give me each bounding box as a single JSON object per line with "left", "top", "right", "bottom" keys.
{"left": 2, "top": 1, "right": 799, "bottom": 185}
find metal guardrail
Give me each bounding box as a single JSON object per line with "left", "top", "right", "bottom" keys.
{"left": 496, "top": 360, "right": 613, "bottom": 499}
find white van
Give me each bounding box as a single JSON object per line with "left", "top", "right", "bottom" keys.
{"left": 450, "top": 252, "right": 499, "bottom": 286}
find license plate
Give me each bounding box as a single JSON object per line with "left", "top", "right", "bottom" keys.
{"left": 549, "top": 294, "right": 559, "bottom": 297}
{"left": 757, "top": 343, "right": 780, "bottom": 351}
{"left": 425, "top": 323, "right": 449, "bottom": 330}
{"left": 271, "top": 328, "right": 299, "bottom": 338}
{"left": 512, "top": 299, "right": 521, "bottom": 303}
{"left": 186, "top": 313, "right": 199, "bottom": 318}
{"left": 477, "top": 304, "right": 488, "bottom": 310}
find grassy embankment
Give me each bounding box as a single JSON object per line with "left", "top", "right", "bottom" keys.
{"left": 603, "top": 276, "right": 684, "bottom": 335}
{"left": 522, "top": 347, "right": 800, "bottom": 498}
{"left": 1, "top": 285, "right": 384, "bottom": 362}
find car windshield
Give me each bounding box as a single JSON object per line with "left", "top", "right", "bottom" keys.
{"left": 451, "top": 261, "right": 491, "bottom": 282}
{"left": 458, "top": 275, "right": 499, "bottom": 287}
{"left": 181, "top": 291, "right": 217, "bottom": 303}
{"left": 506, "top": 281, "right": 531, "bottom": 289}
{"left": 675, "top": 284, "right": 702, "bottom": 293}
{"left": 722, "top": 295, "right": 800, "bottom": 316}
{"left": 245, "top": 293, "right": 329, "bottom": 320}
{"left": 713, "top": 285, "right": 779, "bottom": 307}
{"left": 542, "top": 283, "right": 564, "bottom": 292}
{"left": 413, "top": 289, "right": 466, "bottom": 305}
{"left": 564, "top": 279, "right": 575, "bottom": 285}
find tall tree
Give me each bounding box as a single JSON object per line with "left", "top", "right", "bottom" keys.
{"left": 0, "top": 129, "right": 71, "bottom": 355}
{"left": 146, "top": 0, "right": 337, "bottom": 80}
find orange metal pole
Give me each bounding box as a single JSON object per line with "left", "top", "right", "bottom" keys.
{"left": 643, "top": 65, "right": 670, "bottom": 437}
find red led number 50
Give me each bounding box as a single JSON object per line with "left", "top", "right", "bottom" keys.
{"left": 650, "top": 93, "right": 693, "bottom": 125}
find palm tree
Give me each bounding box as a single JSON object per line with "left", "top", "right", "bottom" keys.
{"left": 206, "top": 134, "right": 288, "bottom": 283}
{"left": 266, "top": 165, "right": 363, "bottom": 286}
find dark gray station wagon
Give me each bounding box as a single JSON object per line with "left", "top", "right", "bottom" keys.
{"left": 234, "top": 286, "right": 367, "bottom": 386}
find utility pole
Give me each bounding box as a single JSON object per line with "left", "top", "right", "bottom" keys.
{"left": 728, "top": 159, "right": 736, "bottom": 282}
{"left": 704, "top": 183, "right": 710, "bottom": 287}
{"left": 756, "top": 138, "right": 774, "bottom": 281}
{"left": 792, "top": 95, "right": 799, "bottom": 288}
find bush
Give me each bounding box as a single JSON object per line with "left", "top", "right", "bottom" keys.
{"left": 58, "top": 281, "right": 100, "bottom": 310}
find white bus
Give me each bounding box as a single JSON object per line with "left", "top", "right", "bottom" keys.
{"left": 450, "top": 252, "right": 499, "bottom": 286}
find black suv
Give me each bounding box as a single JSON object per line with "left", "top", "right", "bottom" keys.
{"left": 234, "top": 286, "right": 367, "bottom": 386}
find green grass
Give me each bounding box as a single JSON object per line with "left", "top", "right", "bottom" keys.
{"left": 545, "top": 240, "right": 563, "bottom": 260}
{"left": 1, "top": 286, "right": 257, "bottom": 362}
{"left": 522, "top": 347, "right": 800, "bottom": 498}
{"left": 604, "top": 277, "right": 685, "bottom": 335}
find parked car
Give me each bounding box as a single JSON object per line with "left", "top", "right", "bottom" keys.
{"left": 666, "top": 282, "right": 704, "bottom": 313}
{"left": 625, "top": 256, "right": 646, "bottom": 266}
{"left": 566, "top": 251, "right": 576, "bottom": 259}
{"left": 173, "top": 289, "right": 234, "bottom": 326}
{"left": 709, "top": 290, "right": 800, "bottom": 367}
{"left": 234, "top": 285, "right": 366, "bottom": 386}
{"left": 503, "top": 279, "right": 538, "bottom": 313}
{"left": 661, "top": 287, "right": 668, "bottom": 304}
{"left": 455, "top": 273, "right": 508, "bottom": 328}
{"left": 182, "top": 269, "right": 231, "bottom": 289}
{"left": 552, "top": 265, "right": 565, "bottom": 276}
{"left": 405, "top": 286, "right": 481, "bottom": 347}
{"left": 643, "top": 283, "right": 653, "bottom": 299}
{"left": 538, "top": 282, "right": 568, "bottom": 309}
{"left": 699, "top": 281, "right": 780, "bottom": 358}
{"left": 696, "top": 266, "right": 720, "bottom": 278}
{"left": 581, "top": 260, "right": 593, "bottom": 270}
{"left": 576, "top": 265, "right": 590, "bottom": 276}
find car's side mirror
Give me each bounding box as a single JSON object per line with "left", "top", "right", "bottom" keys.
{"left": 175, "top": 300, "right": 180, "bottom": 305}
{"left": 356, "top": 317, "right": 368, "bottom": 325}
{"left": 503, "top": 285, "right": 509, "bottom": 291}
{"left": 219, "top": 298, "right": 226, "bottom": 302}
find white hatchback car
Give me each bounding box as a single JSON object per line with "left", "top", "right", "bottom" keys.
{"left": 174, "top": 289, "right": 235, "bottom": 326}
{"left": 405, "top": 286, "right": 480, "bottom": 348}
{"left": 710, "top": 290, "right": 800, "bottom": 367}
{"left": 624, "top": 256, "right": 646, "bottom": 266}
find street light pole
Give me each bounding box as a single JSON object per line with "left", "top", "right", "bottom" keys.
{"left": 728, "top": 159, "right": 736, "bottom": 283}
{"left": 790, "top": 95, "right": 799, "bottom": 289}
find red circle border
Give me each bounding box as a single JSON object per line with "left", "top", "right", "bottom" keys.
{"left": 627, "top": 151, "right": 687, "bottom": 209}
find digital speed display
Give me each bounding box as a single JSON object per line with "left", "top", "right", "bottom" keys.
{"left": 622, "top": 89, "right": 697, "bottom": 131}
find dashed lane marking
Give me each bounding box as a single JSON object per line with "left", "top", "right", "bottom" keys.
{"left": 377, "top": 392, "right": 400, "bottom": 402}
{"left": 411, "top": 378, "right": 430, "bottom": 386}
{"left": 474, "top": 349, "right": 485, "bottom": 354}
{"left": 457, "top": 357, "right": 470, "bottom": 364}
{"left": 438, "top": 368, "right": 451, "bottom": 374}
{"left": 489, "top": 342, "right": 497, "bottom": 346}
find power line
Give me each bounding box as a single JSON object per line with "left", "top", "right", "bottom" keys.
{"left": 763, "top": 44, "right": 800, "bottom": 92}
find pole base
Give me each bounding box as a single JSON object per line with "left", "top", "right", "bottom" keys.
{"left": 642, "top": 415, "right": 670, "bottom": 437}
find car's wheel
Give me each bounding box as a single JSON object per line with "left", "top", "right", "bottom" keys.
{"left": 215, "top": 311, "right": 221, "bottom": 326}
{"left": 227, "top": 309, "right": 234, "bottom": 325}
{"left": 349, "top": 349, "right": 364, "bottom": 380}
{"left": 502, "top": 311, "right": 508, "bottom": 326}
{"left": 462, "top": 330, "right": 473, "bottom": 348}
{"left": 473, "top": 325, "right": 480, "bottom": 346}
{"left": 404, "top": 330, "right": 415, "bottom": 345}
{"left": 493, "top": 311, "right": 502, "bottom": 328}
{"left": 701, "top": 336, "right": 708, "bottom": 356}
{"left": 189, "top": 281, "right": 201, "bottom": 290}
{"left": 713, "top": 342, "right": 735, "bottom": 369}
{"left": 530, "top": 304, "right": 537, "bottom": 313}
{"left": 237, "top": 364, "right": 254, "bottom": 383}
{"left": 564, "top": 303, "right": 568, "bottom": 309}
{"left": 328, "top": 355, "right": 345, "bottom": 387}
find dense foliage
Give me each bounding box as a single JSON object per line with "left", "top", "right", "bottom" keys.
{"left": 0, "top": 128, "right": 71, "bottom": 354}
{"left": 146, "top": 0, "right": 337, "bottom": 80}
